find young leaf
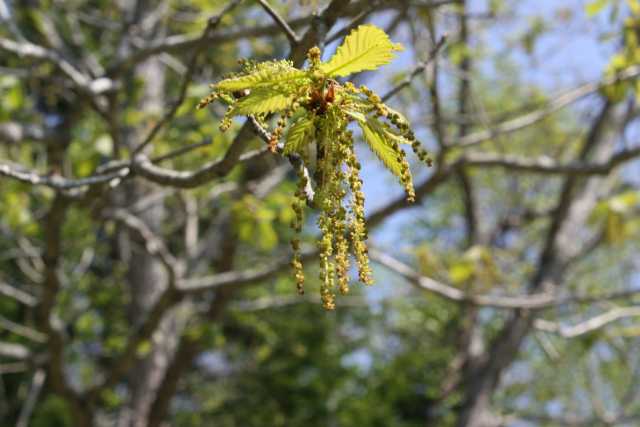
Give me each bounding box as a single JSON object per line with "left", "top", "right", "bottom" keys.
{"left": 384, "top": 128, "right": 412, "bottom": 145}
{"left": 284, "top": 116, "right": 315, "bottom": 154}
{"left": 357, "top": 117, "right": 403, "bottom": 177}
{"left": 215, "top": 68, "right": 307, "bottom": 92}
{"left": 344, "top": 109, "right": 367, "bottom": 123}
{"left": 585, "top": 0, "right": 608, "bottom": 17}
{"left": 231, "top": 90, "right": 295, "bottom": 115}
{"left": 320, "top": 24, "right": 404, "bottom": 78}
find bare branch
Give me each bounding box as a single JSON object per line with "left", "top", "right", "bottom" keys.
{"left": 453, "top": 66, "right": 640, "bottom": 148}
{"left": 505, "top": 409, "right": 640, "bottom": 426}
{"left": 366, "top": 166, "right": 453, "bottom": 229}
{"left": 535, "top": 306, "right": 640, "bottom": 338}
{"left": 0, "top": 280, "right": 37, "bottom": 307}
{"left": 231, "top": 294, "right": 368, "bottom": 311}
{"left": 461, "top": 145, "right": 640, "bottom": 175}
{"left": 370, "top": 249, "right": 640, "bottom": 310}
{"left": 0, "top": 342, "right": 31, "bottom": 360}
{"left": 0, "top": 161, "right": 130, "bottom": 190}
{"left": 257, "top": 0, "right": 300, "bottom": 46}
{"left": 88, "top": 287, "right": 182, "bottom": 395}
{"left": 16, "top": 369, "right": 46, "bottom": 427}
{"left": 132, "top": 0, "right": 242, "bottom": 155}
{"left": 150, "top": 139, "right": 213, "bottom": 163}
{"left": 382, "top": 34, "right": 447, "bottom": 102}
{"left": 108, "top": 0, "right": 402, "bottom": 72}
{"left": 0, "top": 362, "right": 29, "bottom": 374}
{"left": 0, "top": 122, "right": 49, "bottom": 145}
{"left": 0, "top": 315, "right": 46, "bottom": 343}
{"left": 105, "top": 209, "right": 180, "bottom": 285}
{"left": 0, "top": 37, "right": 115, "bottom": 97}
{"left": 179, "top": 252, "right": 302, "bottom": 294}
{"left": 132, "top": 145, "right": 269, "bottom": 188}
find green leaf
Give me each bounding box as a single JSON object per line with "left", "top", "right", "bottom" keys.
{"left": 231, "top": 90, "right": 295, "bottom": 115}
{"left": 348, "top": 108, "right": 409, "bottom": 144}
{"left": 605, "top": 211, "right": 626, "bottom": 244}
{"left": 449, "top": 261, "right": 474, "bottom": 285}
{"left": 344, "top": 109, "right": 367, "bottom": 122}
{"left": 215, "top": 68, "right": 307, "bottom": 92}
{"left": 357, "top": 117, "right": 403, "bottom": 177}
{"left": 585, "top": 0, "right": 608, "bottom": 17}
{"left": 320, "top": 24, "right": 403, "bottom": 78}
{"left": 284, "top": 116, "right": 315, "bottom": 154}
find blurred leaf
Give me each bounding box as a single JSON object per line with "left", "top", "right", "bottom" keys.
{"left": 586, "top": 0, "right": 609, "bottom": 17}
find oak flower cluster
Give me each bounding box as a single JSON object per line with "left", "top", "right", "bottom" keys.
{"left": 199, "top": 25, "right": 431, "bottom": 309}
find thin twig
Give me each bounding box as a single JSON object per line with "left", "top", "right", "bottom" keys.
{"left": 151, "top": 139, "right": 213, "bottom": 163}
{"left": 132, "top": 0, "right": 242, "bottom": 155}
{"left": 16, "top": 369, "right": 46, "bottom": 427}
{"left": 0, "top": 315, "right": 46, "bottom": 343}
{"left": 0, "top": 281, "right": 37, "bottom": 307}
{"left": 535, "top": 306, "right": 640, "bottom": 338}
{"left": 452, "top": 65, "right": 640, "bottom": 148}
{"left": 257, "top": 0, "right": 300, "bottom": 46}
{"left": 370, "top": 248, "right": 640, "bottom": 310}
{"left": 0, "top": 37, "right": 115, "bottom": 97}
{"left": 381, "top": 34, "right": 447, "bottom": 102}
{"left": 105, "top": 209, "right": 179, "bottom": 286}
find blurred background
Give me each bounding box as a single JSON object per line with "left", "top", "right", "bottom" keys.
{"left": 1, "top": 0, "right": 640, "bottom": 426}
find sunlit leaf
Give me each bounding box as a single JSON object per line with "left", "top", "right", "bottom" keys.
{"left": 232, "top": 90, "right": 295, "bottom": 115}
{"left": 215, "top": 67, "right": 307, "bottom": 92}
{"left": 284, "top": 116, "right": 315, "bottom": 154}
{"left": 586, "top": 0, "right": 609, "bottom": 17}
{"left": 357, "top": 117, "right": 403, "bottom": 177}
{"left": 320, "top": 24, "right": 404, "bottom": 78}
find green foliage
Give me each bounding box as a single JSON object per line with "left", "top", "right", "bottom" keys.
{"left": 31, "top": 396, "right": 73, "bottom": 427}
{"left": 284, "top": 116, "right": 315, "bottom": 155}
{"left": 199, "top": 25, "right": 431, "bottom": 309}
{"left": 586, "top": 0, "right": 609, "bottom": 17}
{"left": 319, "top": 24, "right": 404, "bottom": 77}
{"left": 232, "top": 89, "right": 296, "bottom": 115}
{"left": 591, "top": 0, "right": 640, "bottom": 99}
{"left": 356, "top": 116, "right": 404, "bottom": 177}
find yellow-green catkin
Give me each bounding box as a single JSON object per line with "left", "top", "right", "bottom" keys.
{"left": 334, "top": 206, "right": 350, "bottom": 295}
{"left": 345, "top": 145, "right": 372, "bottom": 285}
{"left": 291, "top": 174, "right": 308, "bottom": 295}
{"left": 197, "top": 90, "right": 219, "bottom": 110}
{"left": 317, "top": 209, "right": 336, "bottom": 310}
{"left": 396, "top": 143, "right": 415, "bottom": 203}
{"left": 200, "top": 43, "right": 434, "bottom": 309}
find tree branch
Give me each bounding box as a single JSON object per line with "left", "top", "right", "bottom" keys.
{"left": 453, "top": 66, "right": 640, "bottom": 148}
{"left": 535, "top": 306, "right": 640, "bottom": 338}
{"left": 105, "top": 209, "right": 180, "bottom": 286}
{"left": 0, "top": 37, "right": 115, "bottom": 97}
{"left": 370, "top": 249, "right": 640, "bottom": 310}
{"left": 0, "top": 341, "right": 31, "bottom": 360}
{"left": 0, "top": 122, "right": 49, "bottom": 145}
{"left": 461, "top": 146, "right": 640, "bottom": 175}
{"left": 0, "top": 280, "right": 37, "bottom": 307}
{"left": 257, "top": 0, "right": 300, "bottom": 47}
{"left": 16, "top": 369, "right": 46, "bottom": 427}
{"left": 132, "top": 0, "right": 242, "bottom": 155}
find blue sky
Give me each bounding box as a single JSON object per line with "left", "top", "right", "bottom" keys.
{"left": 362, "top": 0, "right": 618, "bottom": 222}
{"left": 337, "top": 0, "right": 630, "bottom": 297}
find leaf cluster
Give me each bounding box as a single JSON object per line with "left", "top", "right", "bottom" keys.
{"left": 199, "top": 25, "right": 432, "bottom": 309}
